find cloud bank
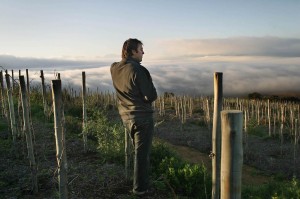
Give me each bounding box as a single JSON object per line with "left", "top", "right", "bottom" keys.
{"left": 0, "top": 55, "right": 111, "bottom": 71}
{"left": 156, "top": 37, "right": 300, "bottom": 59}
{"left": 1, "top": 37, "right": 300, "bottom": 96}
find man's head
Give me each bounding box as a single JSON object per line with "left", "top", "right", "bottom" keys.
{"left": 122, "top": 38, "right": 144, "bottom": 62}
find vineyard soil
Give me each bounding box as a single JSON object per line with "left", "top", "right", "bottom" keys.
{"left": 156, "top": 113, "right": 300, "bottom": 181}
{"left": 0, "top": 112, "right": 299, "bottom": 198}
{"left": 0, "top": 120, "right": 167, "bottom": 198}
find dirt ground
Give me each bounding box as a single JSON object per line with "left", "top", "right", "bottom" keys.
{"left": 1, "top": 110, "right": 299, "bottom": 198}
{"left": 0, "top": 120, "right": 171, "bottom": 199}
{"left": 155, "top": 113, "right": 300, "bottom": 184}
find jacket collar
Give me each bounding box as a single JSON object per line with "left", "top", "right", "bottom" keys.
{"left": 125, "top": 57, "right": 140, "bottom": 64}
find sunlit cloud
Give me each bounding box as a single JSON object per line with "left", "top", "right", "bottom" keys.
{"left": 1, "top": 37, "right": 300, "bottom": 96}
{"left": 0, "top": 54, "right": 111, "bottom": 70}
{"left": 153, "top": 37, "right": 300, "bottom": 60}
{"left": 146, "top": 56, "right": 300, "bottom": 96}
{"left": 33, "top": 56, "right": 300, "bottom": 97}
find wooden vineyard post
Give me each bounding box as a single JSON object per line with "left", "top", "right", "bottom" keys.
{"left": 17, "top": 71, "right": 22, "bottom": 133}
{"left": 211, "top": 72, "right": 223, "bottom": 199}
{"left": 82, "top": 72, "right": 88, "bottom": 152}
{"left": 294, "top": 119, "right": 298, "bottom": 177}
{"left": 11, "top": 70, "right": 15, "bottom": 91}
{"left": 268, "top": 99, "right": 271, "bottom": 136}
{"left": 280, "top": 105, "right": 284, "bottom": 155}
{"left": 40, "top": 70, "right": 48, "bottom": 117}
{"left": 25, "top": 69, "right": 33, "bottom": 124}
{"left": 26, "top": 69, "right": 31, "bottom": 107}
{"left": 26, "top": 69, "right": 30, "bottom": 94}
{"left": 189, "top": 97, "right": 193, "bottom": 117}
{"left": 221, "top": 110, "right": 243, "bottom": 199}
{"left": 244, "top": 109, "right": 248, "bottom": 151}
{"left": 19, "top": 75, "right": 38, "bottom": 194}
{"left": 0, "top": 71, "right": 8, "bottom": 118}
{"left": 52, "top": 80, "right": 68, "bottom": 199}
{"left": 5, "top": 73, "right": 18, "bottom": 145}
{"left": 124, "top": 128, "right": 132, "bottom": 180}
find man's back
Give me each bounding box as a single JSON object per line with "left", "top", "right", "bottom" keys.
{"left": 110, "top": 57, "right": 157, "bottom": 121}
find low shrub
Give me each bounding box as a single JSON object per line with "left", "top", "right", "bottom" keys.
{"left": 85, "top": 110, "right": 124, "bottom": 163}
{"left": 247, "top": 118, "right": 267, "bottom": 137}
{"left": 242, "top": 176, "right": 300, "bottom": 199}
{"left": 151, "top": 141, "right": 211, "bottom": 198}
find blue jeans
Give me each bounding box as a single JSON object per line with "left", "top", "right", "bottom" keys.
{"left": 123, "top": 117, "right": 154, "bottom": 192}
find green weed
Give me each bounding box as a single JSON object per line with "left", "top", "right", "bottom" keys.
{"left": 247, "top": 118, "right": 268, "bottom": 138}
{"left": 85, "top": 110, "right": 125, "bottom": 163}
{"left": 242, "top": 176, "right": 300, "bottom": 199}
{"left": 151, "top": 140, "right": 211, "bottom": 198}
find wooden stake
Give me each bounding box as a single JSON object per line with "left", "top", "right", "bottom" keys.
{"left": 82, "top": 72, "right": 88, "bottom": 152}
{"left": 268, "top": 99, "right": 271, "bottom": 136}
{"left": 40, "top": 70, "right": 48, "bottom": 117}
{"left": 0, "top": 71, "right": 8, "bottom": 118}
{"left": 221, "top": 110, "right": 243, "bottom": 199}
{"left": 19, "top": 75, "right": 38, "bottom": 194}
{"left": 124, "top": 128, "right": 132, "bottom": 180}
{"left": 212, "top": 72, "right": 223, "bottom": 199}
{"left": 5, "top": 73, "right": 18, "bottom": 144}
{"left": 11, "top": 70, "right": 14, "bottom": 91}
{"left": 52, "top": 80, "right": 68, "bottom": 199}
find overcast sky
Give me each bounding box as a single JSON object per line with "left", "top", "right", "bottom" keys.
{"left": 1, "top": 0, "right": 300, "bottom": 96}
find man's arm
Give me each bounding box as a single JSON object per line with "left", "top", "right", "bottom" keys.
{"left": 136, "top": 67, "right": 157, "bottom": 103}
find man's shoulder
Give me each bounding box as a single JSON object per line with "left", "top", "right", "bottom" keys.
{"left": 111, "top": 60, "right": 139, "bottom": 74}
{"left": 111, "top": 62, "right": 119, "bottom": 67}
{"left": 110, "top": 60, "right": 126, "bottom": 70}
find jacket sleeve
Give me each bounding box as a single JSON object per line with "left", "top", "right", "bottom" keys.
{"left": 135, "top": 66, "right": 157, "bottom": 103}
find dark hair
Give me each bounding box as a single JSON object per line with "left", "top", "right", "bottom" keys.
{"left": 122, "top": 38, "right": 143, "bottom": 59}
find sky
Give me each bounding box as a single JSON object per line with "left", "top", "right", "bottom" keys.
{"left": 1, "top": 0, "right": 300, "bottom": 96}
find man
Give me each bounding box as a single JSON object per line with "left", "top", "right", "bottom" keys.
{"left": 110, "top": 38, "right": 157, "bottom": 196}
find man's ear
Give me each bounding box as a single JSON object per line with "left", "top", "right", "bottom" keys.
{"left": 131, "top": 49, "right": 137, "bottom": 56}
